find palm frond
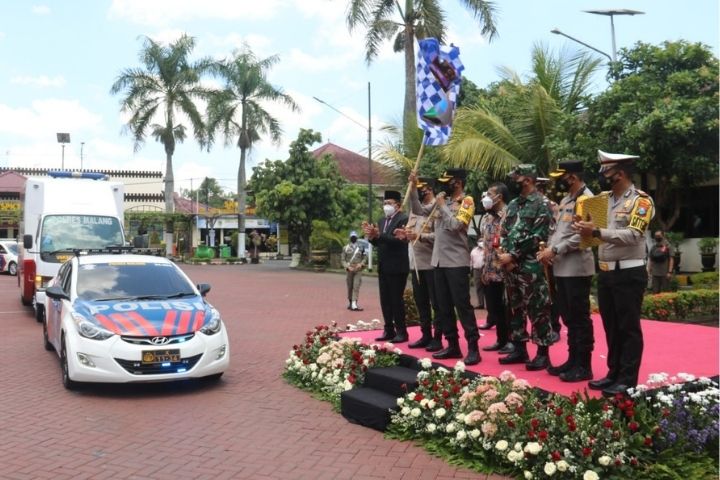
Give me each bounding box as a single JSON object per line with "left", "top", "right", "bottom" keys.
{"left": 458, "top": 0, "right": 499, "bottom": 40}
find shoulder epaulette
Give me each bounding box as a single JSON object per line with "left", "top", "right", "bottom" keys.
{"left": 598, "top": 191, "right": 611, "bottom": 197}
{"left": 636, "top": 189, "right": 649, "bottom": 197}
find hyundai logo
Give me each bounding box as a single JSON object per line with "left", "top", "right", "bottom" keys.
{"left": 150, "top": 336, "right": 170, "bottom": 345}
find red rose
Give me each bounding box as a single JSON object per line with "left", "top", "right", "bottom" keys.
{"left": 582, "top": 447, "right": 592, "bottom": 457}
{"left": 516, "top": 406, "right": 524, "bottom": 415}
{"left": 507, "top": 420, "right": 515, "bottom": 428}
{"left": 442, "top": 390, "right": 450, "bottom": 398}
{"left": 568, "top": 423, "right": 577, "bottom": 432}
{"left": 444, "top": 399, "right": 452, "bottom": 409}
{"left": 432, "top": 384, "right": 440, "bottom": 392}
{"left": 644, "top": 437, "right": 653, "bottom": 446}
{"left": 527, "top": 430, "right": 536, "bottom": 439}
{"left": 603, "top": 420, "right": 613, "bottom": 429}
{"left": 555, "top": 407, "right": 563, "bottom": 416}
{"left": 531, "top": 418, "right": 540, "bottom": 429}
{"left": 414, "top": 393, "right": 424, "bottom": 402}
{"left": 628, "top": 421, "right": 639, "bottom": 432}
{"left": 538, "top": 430, "right": 548, "bottom": 441}
{"left": 615, "top": 458, "right": 622, "bottom": 466}
{"left": 630, "top": 457, "right": 639, "bottom": 467}
{"left": 551, "top": 451, "right": 562, "bottom": 461}
{"left": 348, "top": 374, "right": 356, "bottom": 384}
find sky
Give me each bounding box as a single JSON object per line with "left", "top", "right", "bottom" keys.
{"left": 1, "top": 0, "right": 717, "bottom": 196}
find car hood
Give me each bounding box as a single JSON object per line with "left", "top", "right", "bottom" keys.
{"left": 74, "top": 298, "right": 212, "bottom": 336}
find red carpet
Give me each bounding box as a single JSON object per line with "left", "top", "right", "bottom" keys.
{"left": 341, "top": 314, "right": 719, "bottom": 398}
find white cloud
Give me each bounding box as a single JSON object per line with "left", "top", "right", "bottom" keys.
{"left": 0, "top": 100, "right": 103, "bottom": 140}
{"left": 10, "top": 75, "right": 66, "bottom": 88}
{"left": 204, "top": 33, "right": 274, "bottom": 59}
{"left": 146, "top": 29, "right": 186, "bottom": 46}
{"left": 32, "top": 5, "right": 51, "bottom": 15}
{"left": 108, "top": 0, "right": 283, "bottom": 27}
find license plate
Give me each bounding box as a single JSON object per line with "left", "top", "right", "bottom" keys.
{"left": 142, "top": 349, "right": 181, "bottom": 364}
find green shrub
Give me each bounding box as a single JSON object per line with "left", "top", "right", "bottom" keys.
{"left": 689, "top": 271, "right": 719, "bottom": 289}
{"left": 642, "top": 289, "right": 719, "bottom": 321}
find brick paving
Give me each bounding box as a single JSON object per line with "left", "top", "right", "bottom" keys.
{"left": 0, "top": 262, "right": 509, "bottom": 480}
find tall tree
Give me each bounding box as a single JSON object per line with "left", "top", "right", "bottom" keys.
{"left": 561, "top": 41, "right": 719, "bottom": 231}
{"left": 206, "top": 45, "right": 299, "bottom": 260}
{"left": 249, "top": 129, "right": 366, "bottom": 258}
{"left": 442, "top": 44, "right": 602, "bottom": 177}
{"left": 345, "top": 0, "right": 498, "bottom": 148}
{"left": 110, "top": 34, "right": 211, "bottom": 214}
{"left": 181, "top": 177, "right": 228, "bottom": 209}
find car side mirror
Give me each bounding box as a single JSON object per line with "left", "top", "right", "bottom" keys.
{"left": 23, "top": 234, "right": 33, "bottom": 249}
{"left": 46, "top": 285, "right": 70, "bottom": 301}
{"left": 197, "top": 283, "right": 211, "bottom": 297}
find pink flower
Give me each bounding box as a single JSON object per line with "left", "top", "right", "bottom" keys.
{"left": 465, "top": 410, "right": 486, "bottom": 425}
{"left": 481, "top": 421, "right": 498, "bottom": 437}
{"left": 504, "top": 392, "right": 524, "bottom": 407}
{"left": 499, "top": 370, "right": 516, "bottom": 382}
{"left": 483, "top": 389, "right": 500, "bottom": 401}
{"left": 487, "top": 402, "right": 509, "bottom": 417}
{"left": 512, "top": 379, "right": 530, "bottom": 390}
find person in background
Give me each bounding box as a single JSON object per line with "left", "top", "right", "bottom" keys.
{"left": 574, "top": 150, "right": 655, "bottom": 397}
{"left": 470, "top": 239, "right": 486, "bottom": 311}
{"left": 399, "top": 177, "right": 442, "bottom": 351}
{"left": 648, "top": 230, "right": 674, "bottom": 293}
{"left": 479, "top": 183, "right": 513, "bottom": 354}
{"left": 362, "top": 190, "right": 409, "bottom": 343}
{"left": 341, "top": 231, "right": 367, "bottom": 311}
{"left": 539, "top": 160, "right": 596, "bottom": 383}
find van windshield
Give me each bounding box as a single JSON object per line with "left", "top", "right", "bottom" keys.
{"left": 40, "top": 215, "right": 124, "bottom": 252}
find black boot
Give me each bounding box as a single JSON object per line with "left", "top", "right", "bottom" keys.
{"left": 390, "top": 329, "right": 408, "bottom": 343}
{"left": 425, "top": 329, "right": 443, "bottom": 352}
{"left": 499, "top": 342, "right": 529, "bottom": 364}
{"left": 498, "top": 342, "right": 515, "bottom": 354}
{"left": 408, "top": 327, "right": 432, "bottom": 349}
{"left": 560, "top": 352, "right": 593, "bottom": 382}
{"left": 547, "top": 348, "right": 575, "bottom": 376}
{"left": 526, "top": 345, "right": 549, "bottom": 371}
{"left": 374, "top": 330, "right": 396, "bottom": 342}
{"left": 432, "top": 338, "right": 462, "bottom": 360}
{"left": 464, "top": 341, "right": 481, "bottom": 365}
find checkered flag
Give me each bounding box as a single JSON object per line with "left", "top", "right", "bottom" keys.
{"left": 416, "top": 38, "right": 464, "bottom": 146}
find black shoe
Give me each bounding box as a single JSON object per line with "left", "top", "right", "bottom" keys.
{"left": 588, "top": 376, "right": 616, "bottom": 390}
{"left": 464, "top": 350, "right": 481, "bottom": 365}
{"left": 498, "top": 342, "right": 515, "bottom": 354}
{"left": 559, "top": 366, "right": 593, "bottom": 383}
{"left": 432, "top": 344, "right": 463, "bottom": 360}
{"left": 390, "top": 333, "right": 408, "bottom": 343}
{"left": 374, "top": 332, "right": 396, "bottom": 342}
{"left": 478, "top": 323, "right": 494, "bottom": 330}
{"left": 482, "top": 341, "right": 503, "bottom": 352}
{"left": 548, "top": 331, "right": 561, "bottom": 344}
{"left": 602, "top": 383, "right": 631, "bottom": 397}
{"left": 525, "top": 354, "right": 549, "bottom": 371}
{"left": 425, "top": 339, "right": 443, "bottom": 352}
{"left": 499, "top": 348, "right": 529, "bottom": 365}
{"left": 547, "top": 359, "right": 574, "bottom": 376}
{"left": 408, "top": 336, "right": 432, "bottom": 349}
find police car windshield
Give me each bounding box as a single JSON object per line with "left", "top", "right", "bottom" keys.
{"left": 76, "top": 262, "right": 195, "bottom": 301}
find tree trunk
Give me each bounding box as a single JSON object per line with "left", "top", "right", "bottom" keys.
{"left": 164, "top": 150, "right": 174, "bottom": 255}
{"left": 237, "top": 147, "right": 247, "bottom": 262}
{"left": 403, "top": 18, "right": 417, "bottom": 150}
{"left": 653, "top": 175, "right": 681, "bottom": 232}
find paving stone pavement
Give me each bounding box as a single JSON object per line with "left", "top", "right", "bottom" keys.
{"left": 0, "top": 262, "right": 509, "bottom": 480}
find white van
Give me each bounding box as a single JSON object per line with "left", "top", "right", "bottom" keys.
{"left": 19, "top": 172, "right": 126, "bottom": 321}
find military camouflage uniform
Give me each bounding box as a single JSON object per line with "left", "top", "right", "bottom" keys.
{"left": 501, "top": 189, "right": 555, "bottom": 346}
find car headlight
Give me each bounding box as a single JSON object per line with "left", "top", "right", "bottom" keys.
{"left": 200, "top": 308, "right": 222, "bottom": 335}
{"left": 71, "top": 312, "right": 114, "bottom": 340}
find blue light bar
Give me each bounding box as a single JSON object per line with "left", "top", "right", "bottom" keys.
{"left": 161, "top": 362, "right": 171, "bottom": 367}
{"left": 48, "top": 171, "right": 109, "bottom": 180}
{"left": 177, "top": 368, "right": 187, "bottom": 373}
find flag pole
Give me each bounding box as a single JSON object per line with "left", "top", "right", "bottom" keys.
{"left": 401, "top": 139, "right": 426, "bottom": 210}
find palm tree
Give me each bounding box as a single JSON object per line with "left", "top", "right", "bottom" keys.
{"left": 206, "top": 45, "right": 299, "bottom": 260}
{"left": 110, "top": 34, "right": 212, "bottom": 214}
{"left": 346, "top": 0, "right": 498, "bottom": 148}
{"left": 443, "top": 43, "right": 602, "bottom": 177}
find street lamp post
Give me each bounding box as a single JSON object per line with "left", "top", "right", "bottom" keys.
{"left": 80, "top": 142, "right": 85, "bottom": 170}
{"left": 584, "top": 9, "right": 645, "bottom": 63}
{"left": 550, "top": 28, "right": 612, "bottom": 62}
{"left": 313, "top": 81, "right": 373, "bottom": 222}
{"left": 56, "top": 133, "right": 70, "bottom": 169}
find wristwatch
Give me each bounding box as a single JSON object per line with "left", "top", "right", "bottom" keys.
{"left": 592, "top": 228, "right": 601, "bottom": 238}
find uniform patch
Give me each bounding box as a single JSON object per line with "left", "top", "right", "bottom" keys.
{"left": 456, "top": 196, "right": 475, "bottom": 226}
{"left": 628, "top": 196, "right": 654, "bottom": 233}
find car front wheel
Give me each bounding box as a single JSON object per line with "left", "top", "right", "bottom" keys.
{"left": 8, "top": 262, "right": 17, "bottom": 276}
{"left": 60, "top": 334, "right": 78, "bottom": 390}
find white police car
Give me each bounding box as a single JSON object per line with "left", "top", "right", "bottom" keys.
{"left": 43, "top": 252, "right": 229, "bottom": 389}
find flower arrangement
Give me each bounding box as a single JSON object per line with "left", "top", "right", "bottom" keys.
{"left": 285, "top": 331, "right": 719, "bottom": 478}
{"left": 345, "top": 319, "right": 382, "bottom": 331}
{"left": 283, "top": 322, "right": 399, "bottom": 409}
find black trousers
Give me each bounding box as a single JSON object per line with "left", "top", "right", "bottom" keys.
{"left": 597, "top": 265, "right": 647, "bottom": 386}
{"left": 378, "top": 272, "right": 408, "bottom": 334}
{"left": 484, "top": 280, "right": 509, "bottom": 345}
{"left": 411, "top": 269, "right": 440, "bottom": 334}
{"left": 434, "top": 266, "right": 478, "bottom": 343}
{"left": 548, "top": 267, "right": 561, "bottom": 333}
{"left": 555, "top": 276, "right": 594, "bottom": 355}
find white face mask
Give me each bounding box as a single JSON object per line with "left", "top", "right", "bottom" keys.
{"left": 481, "top": 195, "right": 495, "bottom": 210}
{"left": 383, "top": 204, "right": 396, "bottom": 217}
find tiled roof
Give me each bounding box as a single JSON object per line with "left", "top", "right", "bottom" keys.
{"left": 312, "top": 143, "right": 399, "bottom": 186}
{"left": 0, "top": 171, "right": 26, "bottom": 193}
{"left": 0, "top": 166, "right": 163, "bottom": 178}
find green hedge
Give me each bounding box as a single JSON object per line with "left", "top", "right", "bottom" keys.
{"left": 642, "top": 289, "right": 719, "bottom": 321}
{"left": 689, "top": 271, "right": 719, "bottom": 289}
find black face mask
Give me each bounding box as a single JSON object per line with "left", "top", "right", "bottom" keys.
{"left": 418, "top": 189, "right": 428, "bottom": 202}
{"left": 556, "top": 177, "right": 571, "bottom": 193}
{"left": 350, "top": 237, "right": 357, "bottom": 243}
{"left": 440, "top": 181, "right": 455, "bottom": 196}
{"left": 598, "top": 172, "right": 618, "bottom": 191}
{"left": 655, "top": 237, "right": 663, "bottom": 243}
{"left": 508, "top": 179, "right": 525, "bottom": 196}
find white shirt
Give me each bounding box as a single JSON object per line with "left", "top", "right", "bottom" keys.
{"left": 470, "top": 244, "right": 485, "bottom": 269}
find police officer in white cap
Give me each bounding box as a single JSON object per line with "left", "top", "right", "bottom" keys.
{"left": 573, "top": 150, "right": 655, "bottom": 397}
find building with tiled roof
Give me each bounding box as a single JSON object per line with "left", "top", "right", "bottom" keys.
{"left": 312, "top": 142, "right": 400, "bottom": 187}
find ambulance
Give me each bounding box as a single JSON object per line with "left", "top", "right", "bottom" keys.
{"left": 19, "top": 172, "right": 126, "bottom": 322}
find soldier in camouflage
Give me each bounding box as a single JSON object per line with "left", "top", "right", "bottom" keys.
{"left": 497, "top": 164, "right": 555, "bottom": 371}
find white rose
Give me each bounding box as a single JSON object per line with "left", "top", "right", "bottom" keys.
{"left": 507, "top": 451, "right": 519, "bottom": 462}
{"left": 427, "top": 423, "right": 436, "bottom": 433}
{"left": 455, "top": 413, "right": 465, "bottom": 423}
{"left": 495, "top": 440, "right": 509, "bottom": 451}
{"left": 544, "top": 462, "right": 557, "bottom": 476}
{"left": 397, "top": 398, "right": 404, "bottom": 406}
{"left": 411, "top": 408, "right": 421, "bottom": 417}
{"left": 598, "top": 455, "right": 612, "bottom": 467}
{"left": 454, "top": 361, "right": 466, "bottom": 373}
{"left": 435, "top": 408, "right": 446, "bottom": 418}
{"left": 456, "top": 430, "right": 467, "bottom": 441}
{"left": 583, "top": 471, "right": 599, "bottom": 480}
{"left": 446, "top": 423, "right": 456, "bottom": 433}
{"left": 470, "top": 429, "right": 481, "bottom": 439}
{"left": 401, "top": 407, "right": 411, "bottom": 415}
{"left": 514, "top": 442, "right": 523, "bottom": 452}
{"left": 420, "top": 398, "right": 429, "bottom": 407}
{"left": 420, "top": 358, "right": 433, "bottom": 369}
{"left": 427, "top": 400, "right": 436, "bottom": 409}
{"left": 524, "top": 442, "right": 542, "bottom": 455}
{"left": 524, "top": 471, "right": 533, "bottom": 480}
{"left": 556, "top": 460, "right": 569, "bottom": 472}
